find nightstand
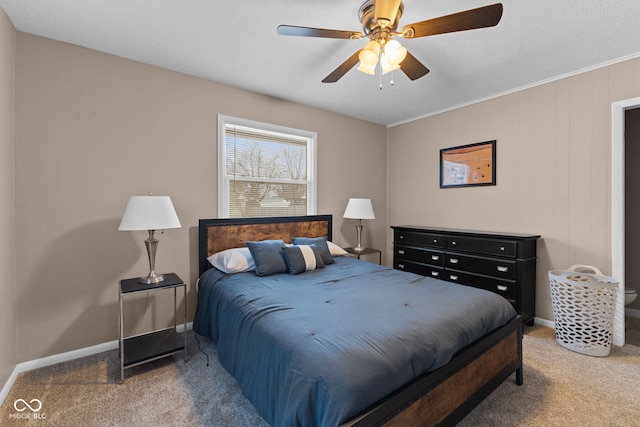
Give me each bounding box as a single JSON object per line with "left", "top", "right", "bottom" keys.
{"left": 343, "top": 247, "right": 382, "bottom": 265}
{"left": 119, "top": 272, "right": 187, "bottom": 381}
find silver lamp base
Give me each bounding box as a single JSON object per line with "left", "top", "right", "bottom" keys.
{"left": 138, "top": 272, "right": 165, "bottom": 285}
{"left": 138, "top": 229, "right": 165, "bottom": 285}
{"left": 354, "top": 221, "right": 365, "bottom": 252}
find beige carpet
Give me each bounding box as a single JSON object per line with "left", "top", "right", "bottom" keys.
{"left": 1, "top": 325, "right": 639, "bottom": 426}
{"left": 458, "top": 325, "right": 640, "bottom": 427}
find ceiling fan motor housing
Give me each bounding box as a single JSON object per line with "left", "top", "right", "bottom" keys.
{"left": 359, "top": 0, "right": 404, "bottom": 35}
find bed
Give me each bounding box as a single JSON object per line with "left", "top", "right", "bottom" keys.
{"left": 194, "top": 215, "right": 523, "bottom": 427}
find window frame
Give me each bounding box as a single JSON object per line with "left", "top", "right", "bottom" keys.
{"left": 217, "top": 114, "right": 317, "bottom": 218}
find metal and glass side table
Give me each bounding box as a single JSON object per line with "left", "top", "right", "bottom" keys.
{"left": 119, "top": 272, "right": 187, "bottom": 381}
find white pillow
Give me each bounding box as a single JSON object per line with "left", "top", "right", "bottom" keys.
{"left": 327, "top": 241, "right": 348, "bottom": 256}
{"left": 207, "top": 247, "right": 255, "bottom": 273}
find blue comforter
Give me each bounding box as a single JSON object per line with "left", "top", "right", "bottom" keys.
{"left": 193, "top": 257, "right": 516, "bottom": 427}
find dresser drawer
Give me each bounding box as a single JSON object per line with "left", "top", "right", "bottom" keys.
{"left": 445, "top": 252, "right": 517, "bottom": 280}
{"left": 443, "top": 270, "right": 516, "bottom": 300}
{"left": 395, "top": 230, "right": 445, "bottom": 248}
{"left": 394, "top": 260, "right": 444, "bottom": 279}
{"left": 446, "top": 236, "right": 517, "bottom": 258}
{"left": 395, "top": 245, "right": 444, "bottom": 266}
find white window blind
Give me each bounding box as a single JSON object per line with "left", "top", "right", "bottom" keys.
{"left": 218, "top": 115, "right": 317, "bottom": 218}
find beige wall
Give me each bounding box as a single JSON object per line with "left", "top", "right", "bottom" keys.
{"left": 388, "top": 59, "right": 640, "bottom": 321}
{"left": 14, "top": 34, "right": 387, "bottom": 362}
{"left": 0, "top": 8, "right": 16, "bottom": 389}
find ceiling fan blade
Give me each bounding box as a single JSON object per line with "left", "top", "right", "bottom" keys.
{"left": 401, "top": 3, "right": 503, "bottom": 39}
{"left": 400, "top": 51, "right": 430, "bottom": 81}
{"left": 322, "top": 50, "right": 362, "bottom": 83}
{"left": 374, "top": 0, "right": 403, "bottom": 27}
{"left": 277, "top": 25, "right": 362, "bottom": 40}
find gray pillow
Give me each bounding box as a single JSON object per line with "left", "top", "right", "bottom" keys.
{"left": 292, "top": 237, "right": 334, "bottom": 264}
{"left": 245, "top": 240, "right": 287, "bottom": 276}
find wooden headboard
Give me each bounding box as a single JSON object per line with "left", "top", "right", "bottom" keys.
{"left": 198, "top": 215, "right": 333, "bottom": 276}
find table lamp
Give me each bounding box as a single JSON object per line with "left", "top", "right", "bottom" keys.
{"left": 119, "top": 195, "right": 181, "bottom": 284}
{"left": 343, "top": 198, "right": 375, "bottom": 252}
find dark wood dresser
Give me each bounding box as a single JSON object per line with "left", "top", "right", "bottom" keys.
{"left": 392, "top": 226, "right": 540, "bottom": 325}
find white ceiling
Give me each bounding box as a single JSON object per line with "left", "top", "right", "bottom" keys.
{"left": 2, "top": 0, "right": 640, "bottom": 126}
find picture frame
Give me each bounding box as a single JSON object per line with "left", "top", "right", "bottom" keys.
{"left": 440, "top": 140, "right": 496, "bottom": 188}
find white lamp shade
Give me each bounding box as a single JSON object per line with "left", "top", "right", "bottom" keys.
{"left": 359, "top": 40, "right": 380, "bottom": 67}
{"left": 343, "top": 198, "right": 376, "bottom": 220}
{"left": 380, "top": 54, "right": 401, "bottom": 74}
{"left": 357, "top": 62, "right": 377, "bottom": 75}
{"left": 118, "top": 196, "right": 181, "bottom": 231}
{"left": 384, "top": 39, "right": 407, "bottom": 66}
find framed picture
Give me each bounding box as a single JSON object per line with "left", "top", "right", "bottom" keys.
{"left": 440, "top": 140, "right": 496, "bottom": 188}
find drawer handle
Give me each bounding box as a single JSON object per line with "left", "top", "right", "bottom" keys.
{"left": 433, "top": 239, "right": 438, "bottom": 243}
{"left": 431, "top": 271, "right": 439, "bottom": 277}
{"left": 399, "top": 235, "right": 404, "bottom": 239}
{"left": 398, "top": 250, "right": 405, "bottom": 255}
{"left": 450, "top": 258, "right": 458, "bottom": 264}
{"left": 431, "top": 255, "right": 440, "bottom": 261}
{"left": 451, "top": 241, "right": 457, "bottom": 246}
{"left": 497, "top": 266, "right": 509, "bottom": 273}
{"left": 497, "top": 285, "right": 509, "bottom": 292}
{"left": 449, "top": 275, "right": 459, "bottom": 281}
{"left": 500, "top": 246, "right": 506, "bottom": 251}
{"left": 398, "top": 264, "right": 405, "bottom": 269}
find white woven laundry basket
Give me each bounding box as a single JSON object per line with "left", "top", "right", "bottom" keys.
{"left": 548, "top": 265, "right": 618, "bottom": 357}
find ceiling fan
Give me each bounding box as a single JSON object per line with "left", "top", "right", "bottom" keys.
{"left": 277, "top": 1, "right": 503, "bottom": 83}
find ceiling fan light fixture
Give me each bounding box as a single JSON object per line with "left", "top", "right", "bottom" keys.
{"left": 357, "top": 62, "right": 377, "bottom": 75}
{"left": 380, "top": 54, "right": 400, "bottom": 74}
{"left": 384, "top": 39, "right": 407, "bottom": 66}
{"left": 358, "top": 40, "right": 380, "bottom": 67}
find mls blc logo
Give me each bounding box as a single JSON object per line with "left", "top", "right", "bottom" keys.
{"left": 10, "top": 398, "right": 46, "bottom": 419}
{"left": 14, "top": 399, "right": 42, "bottom": 412}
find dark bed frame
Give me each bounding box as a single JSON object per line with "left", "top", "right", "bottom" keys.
{"left": 198, "top": 215, "right": 523, "bottom": 427}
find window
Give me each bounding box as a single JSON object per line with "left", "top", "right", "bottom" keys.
{"left": 218, "top": 115, "right": 317, "bottom": 218}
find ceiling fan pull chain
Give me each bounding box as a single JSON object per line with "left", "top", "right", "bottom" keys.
{"left": 379, "top": 52, "right": 383, "bottom": 90}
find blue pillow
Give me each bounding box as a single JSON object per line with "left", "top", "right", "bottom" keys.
{"left": 281, "top": 245, "right": 325, "bottom": 275}
{"left": 245, "top": 240, "right": 287, "bottom": 277}
{"left": 292, "top": 237, "right": 334, "bottom": 264}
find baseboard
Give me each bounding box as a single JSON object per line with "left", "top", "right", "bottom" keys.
{"left": 533, "top": 316, "right": 555, "bottom": 329}
{"left": 0, "top": 367, "right": 21, "bottom": 410}
{"left": 0, "top": 339, "right": 119, "bottom": 407}
{"left": 0, "top": 322, "right": 193, "bottom": 406}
